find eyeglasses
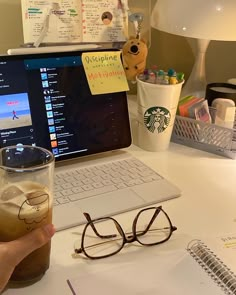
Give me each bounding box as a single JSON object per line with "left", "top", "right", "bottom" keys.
{"left": 74, "top": 206, "right": 177, "bottom": 259}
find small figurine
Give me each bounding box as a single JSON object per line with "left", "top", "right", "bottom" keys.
{"left": 122, "top": 36, "right": 148, "bottom": 82}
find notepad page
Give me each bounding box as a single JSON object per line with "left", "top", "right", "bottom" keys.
{"left": 67, "top": 249, "right": 224, "bottom": 295}
{"left": 21, "top": 0, "right": 128, "bottom": 44}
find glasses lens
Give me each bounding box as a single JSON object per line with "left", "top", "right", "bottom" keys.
{"left": 135, "top": 208, "right": 172, "bottom": 245}
{"left": 83, "top": 218, "right": 124, "bottom": 258}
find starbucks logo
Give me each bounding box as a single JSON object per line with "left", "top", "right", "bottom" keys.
{"left": 144, "top": 106, "right": 171, "bottom": 133}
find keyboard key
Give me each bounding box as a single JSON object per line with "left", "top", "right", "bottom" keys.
{"left": 111, "top": 178, "right": 123, "bottom": 184}
{"left": 151, "top": 174, "right": 162, "bottom": 181}
{"left": 115, "top": 183, "right": 127, "bottom": 189}
{"left": 133, "top": 179, "right": 144, "bottom": 185}
{"left": 68, "top": 185, "right": 118, "bottom": 201}
{"left": 57, "top": 197, "right": 70, "bottom": 204}
{"left": 101, "top": 180, "right": 113, "bottom": 186}
{"left": 67, "top": 170, "right": 79, "bottom": 176}
{"left": 64, "top": 176, "right": 77, "bottom": 183}
{"left": 126, "top": 180, "right": 141, "bottom": 187}
{"left": 55, "top": 192, "right": 62, "bottom": 198}
{"left": 130, "top": 173, "right": 141, "bottom": 179}
{"left": 54, "top": 185, "right": 63, "bottom": 192}
{"left": 142, "top": 176, "right": 155, "bottom": 183}
{"left": 101, "top": 174, "right": 112, "bottom": 180}
{"left": 72, "top": 187, "right": 84, "bottom": 194}
{"left": 61, "top": 189, "right": 74, "bottom": 196}
{"left": 121, "top": 175, "right": 132, "bottom": 182}
{"left": 139, "top": 170, "right": 155, "bottom": 177}
{"left": 110, "top": 172, "right": 121, "bottom": 178}
{"left": 61, "top": 183, "right": 73, "bottom": 189}
{"left": 84, "top": 172, "right": 96, "bottom": 178}
{"left": 74, "top": 174, "right": 86, "bottom": 181}
{"left": 55, "top": 178, "right": 67, "bottom": 185}
{"left": 72, "top": 181, "right": 84, "bottom": 187}
{"left": 92, "top": 182, "right": 104, "bottom": 188}
{"left": 94, "top": 170, "right": 106, "bottom": 176}
{"left": 82, "top": 184, "right": 94, "bottom": 191}
{"left": 81, "top": 178, "right": 93, "bottom": 185}
{"left": 92, "top": 176, "right": 103, "bottom": 182}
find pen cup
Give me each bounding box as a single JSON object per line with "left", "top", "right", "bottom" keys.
{"left": 137, "top": 78, "right": 184, "bottom": 152}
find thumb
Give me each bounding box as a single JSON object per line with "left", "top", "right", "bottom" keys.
{"left": 8, "top": 224, "right": 55, "bottom": 267}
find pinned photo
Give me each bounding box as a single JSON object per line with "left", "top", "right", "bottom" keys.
{"left": 101, "top": 11, "right": 113, "bottom": 25}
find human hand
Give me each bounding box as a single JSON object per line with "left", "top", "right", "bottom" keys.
{"left": 0, "top": 224, "right": 55, "bottom": 293}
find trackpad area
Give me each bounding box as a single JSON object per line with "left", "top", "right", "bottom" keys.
{"left": 76, "top": 189, "right": 145, "bottom": 219}
{"left": 132, "top": 180, "right": 181, "bottom": 203}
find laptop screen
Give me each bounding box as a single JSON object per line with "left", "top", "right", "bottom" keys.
{"left": 0, "top": 50, "right": 132, "bottom": 161}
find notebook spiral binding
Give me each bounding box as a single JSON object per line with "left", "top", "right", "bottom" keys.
{"left": 187, "top": 240, "right": 236, "bottom": 295}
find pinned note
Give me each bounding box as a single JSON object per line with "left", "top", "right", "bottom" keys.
{"left": 82, "top": 51, "right": 129, "bottom": 95}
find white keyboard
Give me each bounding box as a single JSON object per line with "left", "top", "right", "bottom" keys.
{"left": 54, "top": 158, "right": 162, "bottom": 206}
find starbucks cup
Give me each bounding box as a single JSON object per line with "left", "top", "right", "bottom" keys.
{"left": 137, "top": 78, "right": 184, "bottom": 152}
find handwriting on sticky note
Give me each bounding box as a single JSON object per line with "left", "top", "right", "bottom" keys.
{"left": 82, "top": 51, "right": 129, "bottom": 95}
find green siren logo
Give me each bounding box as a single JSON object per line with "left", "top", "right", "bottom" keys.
{"left": 144, "top": 106, "right": 171, "bottom": 133}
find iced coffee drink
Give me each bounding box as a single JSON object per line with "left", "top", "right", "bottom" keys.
{"left": 0, "top": 181, "right": 52, "bottom": 281}
{"left": 0, "top": 145, "right": 54, "bottom": 282}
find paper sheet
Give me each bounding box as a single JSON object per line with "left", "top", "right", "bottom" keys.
{"left": 67, "top": 247, "right": 224, "bottom": 295}
{"left": 21, "top": 0, "right": 128, "bottom": 44}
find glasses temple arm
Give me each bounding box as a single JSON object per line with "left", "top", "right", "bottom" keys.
{"left": 83, "top": 212, "right": 116, "bottom": 239}
{"left": 137, "top": 208, "right": 161, "bottom": 236}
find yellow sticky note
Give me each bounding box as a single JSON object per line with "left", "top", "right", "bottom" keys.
{"left": 82, "top": 51, "right": 129, "bottom": 95}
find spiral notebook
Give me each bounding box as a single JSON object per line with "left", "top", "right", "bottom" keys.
{"left": 187, "top": 234, "right": 236, "bottom": 295}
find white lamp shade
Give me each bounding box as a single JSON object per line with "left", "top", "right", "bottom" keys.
{"left": 151, "top": 0, "right": 236, "bottom": 41}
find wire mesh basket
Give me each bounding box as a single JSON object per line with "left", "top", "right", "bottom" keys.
{"left": 171, "top": 110, "right": 236, "bottom": 159}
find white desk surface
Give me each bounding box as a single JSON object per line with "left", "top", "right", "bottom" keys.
{"left": 4, "top": 96, "right": 236, "bottom": 294}
{"left": 4, "top": 143, "right": 236, "bottom": 294}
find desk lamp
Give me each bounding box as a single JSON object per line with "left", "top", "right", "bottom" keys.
{"left": 151, "top": 0, "right": 236, "bottom": 98}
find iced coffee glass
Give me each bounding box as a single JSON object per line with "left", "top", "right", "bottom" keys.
{"left": 0, "top": 145, "right": 54, "bottom": 282}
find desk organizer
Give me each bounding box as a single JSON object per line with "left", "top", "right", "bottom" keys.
{"left": 171, "top": 111, "right": 236, "bottom": 159}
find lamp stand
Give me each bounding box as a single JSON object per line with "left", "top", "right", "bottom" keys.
{"left": 181, "top": 38, "right": 210, "bottom": 98}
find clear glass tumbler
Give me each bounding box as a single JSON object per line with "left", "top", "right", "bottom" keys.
{"left": 0, "top": 145, "right": 54, "bottom": 282}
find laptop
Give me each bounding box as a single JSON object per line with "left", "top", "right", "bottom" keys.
{"left": 0, "top": 49, "right": 181, "bottom": 231}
